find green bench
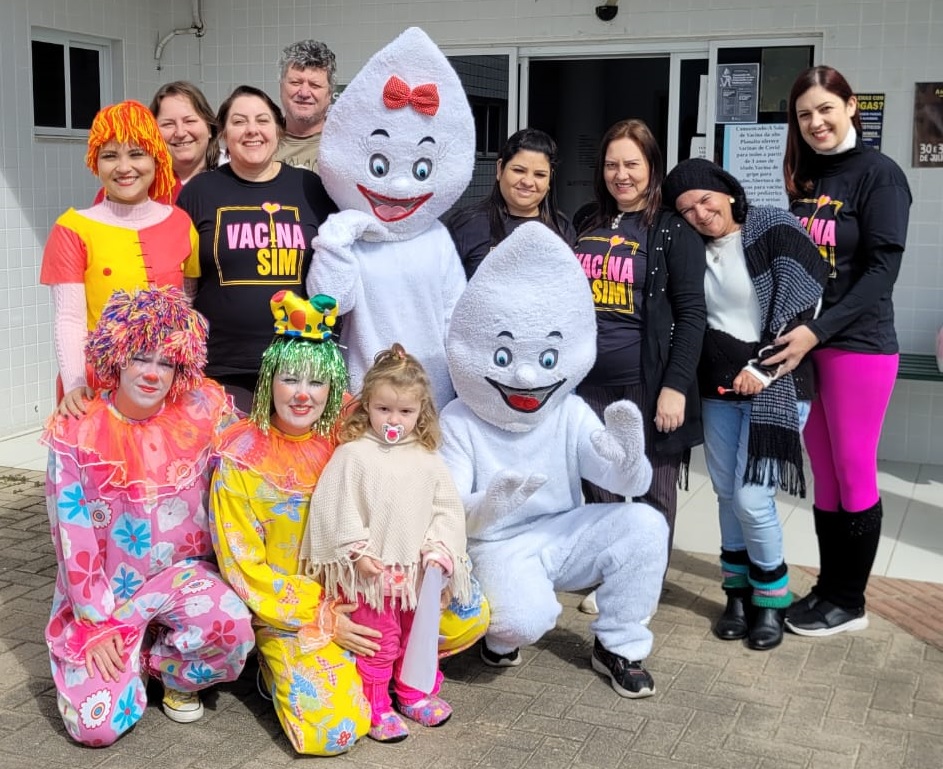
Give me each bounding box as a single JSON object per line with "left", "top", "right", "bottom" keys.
{"left": 898, "top": 353, "right": 943, "bottom": 382}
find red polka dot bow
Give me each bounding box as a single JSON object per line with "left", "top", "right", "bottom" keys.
{"left": 382, "top": 75, "right": 440, "bottom": 116}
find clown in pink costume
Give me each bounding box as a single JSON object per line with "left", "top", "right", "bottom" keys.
{"left": 41, "top": 288, "right": 254, "bottom": 746}
{"left": 306, "top": 27, "right": 473, "bottom": 409}
{"left": 439, "top": 222, "right": 668, "bottom": 698}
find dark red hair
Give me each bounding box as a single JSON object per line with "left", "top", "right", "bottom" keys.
{"left": 783, "top": 66, "right": 863, "bottom": 199}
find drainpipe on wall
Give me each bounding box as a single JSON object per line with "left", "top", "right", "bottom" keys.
{"left": 154, "top": 0, "right": 206, "bottom": 70}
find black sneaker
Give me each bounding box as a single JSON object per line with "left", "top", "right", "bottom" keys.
{"left": 785, "top": 591, "right": 821, "bottom": 620}
{"left": 591, "top": 638, "right": 654, "bottom": 698}
{"left": 480, "top": 642, "right": 521, "bottom": 667}
{"left": 785, "top": 598, "right": 868, "bottom": 637}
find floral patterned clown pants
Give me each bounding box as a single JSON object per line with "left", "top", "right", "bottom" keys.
{"left": 49, "top": 560, "right": 254, "bottom": 746}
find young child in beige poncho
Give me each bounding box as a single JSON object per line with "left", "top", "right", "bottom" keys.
{"left": 300, "top": 343, "right": 470, "bottom": 743}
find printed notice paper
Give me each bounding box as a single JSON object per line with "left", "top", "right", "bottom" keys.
{"left": 723, "top": 124, "right": 788, "bottom": 209}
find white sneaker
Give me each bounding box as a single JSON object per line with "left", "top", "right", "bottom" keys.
{"left": 162, "top": 687, "right": 204, "bottom": 723}
{"left": 578, "top": 590, "right": 599, "bottom": 614}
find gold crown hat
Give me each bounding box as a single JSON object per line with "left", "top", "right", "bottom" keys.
{"left": 251, "top": 291, "right": 348, "bottom": 434}
{"left": 271, "top": 290, "right": 339, "bottom": 341}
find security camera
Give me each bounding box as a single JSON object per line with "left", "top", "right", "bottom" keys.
{"left": 595, "top": 3, "right": 619, "bottom": 22}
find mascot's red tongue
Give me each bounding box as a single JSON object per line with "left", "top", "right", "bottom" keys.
{"left": 376, "top": 203, "right": 409, "bottom": 220}
{"left": 509, "top": 394, "right": 540, "bottom": 412}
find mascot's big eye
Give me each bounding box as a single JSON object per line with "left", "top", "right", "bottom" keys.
{"left": 538, "top": 349, "right": 558, "bottom": 369}
{"left": 493, "top": 347, "right": 513, "bottom": 367}
{"left": 413, "top": 158, "right": 433, "bottom": 181}
{"left": 369, "top": 153, "right": 390, "bottom": 178}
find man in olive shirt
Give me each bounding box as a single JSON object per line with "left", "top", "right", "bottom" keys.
{"left": 275, "top": 40, "right": 336, "bottom": 175}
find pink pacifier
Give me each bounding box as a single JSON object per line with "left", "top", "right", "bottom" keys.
{"left": 382, "top": 423, "right": 404, "bottom": 444}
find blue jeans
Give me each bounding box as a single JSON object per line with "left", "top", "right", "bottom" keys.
{"left": 702, "top": 398, "right": 811, "bottom": 571}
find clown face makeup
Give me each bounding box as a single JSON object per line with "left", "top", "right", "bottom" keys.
{"left": 318, "top": 27, "right": 474, "bottom": 241}
{"left": 114, "top": 352, "right": 175, "bottom": 419}
{"left": 366, "top": 383, "right": 421, "bottom": 443}
{"left": 447, "top": 221, "right": 596, "bottom": 432}
{"left": 270, "top": 370, "right": 331, "bottom": 436}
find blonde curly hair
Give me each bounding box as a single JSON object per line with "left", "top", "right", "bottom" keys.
{"left": 338, "top": 343, "right": 440, "bottom": 451}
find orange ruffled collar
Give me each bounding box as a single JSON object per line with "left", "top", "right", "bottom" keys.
{"left": 42, "top": 380, "right": 232, "bottom": 503}
{"left": 214, "top": 420, "right": 335, "bottom": 494}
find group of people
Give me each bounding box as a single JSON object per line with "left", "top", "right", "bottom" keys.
{"left": 445, "top": 65, "right": 910, "bottom": 650}
{"left": 38, "top": 33, "right": 910, "bottom": 759}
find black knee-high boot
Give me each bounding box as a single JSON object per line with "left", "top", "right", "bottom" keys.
{"left": 811, "top": 505, "right": 843, "bottom": 600}
{"left": 830, "top": 500, "right": 883, "bottom": 611}
{"left": 785, "top": 502, "right": 880, "bottom": 637}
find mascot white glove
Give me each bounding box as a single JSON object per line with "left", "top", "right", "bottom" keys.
{"left": 315, "top": 209, "right": 391, "bottom": 249}
{"left": 306, "top": 209, "right": 392, "bottom": 305}
{"left": 466, "top": 470, "right": 547, "bottom": 538}
{"left": 590, "top": 400, "right": 653, "bottom": 498}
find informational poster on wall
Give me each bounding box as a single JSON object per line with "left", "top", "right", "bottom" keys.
{"left": 855, "top": 93, "right": 885, "bottom": 151}
{"left": 716, "top": 63, "right": 759, "bottom": 124}
{"left": 913, "top": 82, "right": 943, "bottom": 167}
{"left": 722, "top": 123, "right": 788, "bottom": 209}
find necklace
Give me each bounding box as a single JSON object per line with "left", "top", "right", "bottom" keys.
{"left": 610, "top": 211, "right": 625, "bottom": 230}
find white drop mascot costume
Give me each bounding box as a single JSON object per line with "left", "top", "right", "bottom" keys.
{"left": 307, "top": 27, "right": 473, "bottom": 408}
{"left": 439, "top": 222, "right": 669, "bottom": 695}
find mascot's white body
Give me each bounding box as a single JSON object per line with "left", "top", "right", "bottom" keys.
{"left": 439, "top": 222, "right": 669, "bottom": 665}
{"left": 307, "top": 27, "right": 472, "bottom": 407}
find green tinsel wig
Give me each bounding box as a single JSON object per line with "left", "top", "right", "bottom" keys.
{"left": 250, "top": 291, "right": 348, "bottom": 435}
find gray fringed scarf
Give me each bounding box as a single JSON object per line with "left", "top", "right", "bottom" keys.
{"left": 741, "top": 206, "right": 828, "bottom": 496}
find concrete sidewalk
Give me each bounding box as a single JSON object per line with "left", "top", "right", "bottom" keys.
{"left": 1, "top": 466, "right": 941, "bottom": 768}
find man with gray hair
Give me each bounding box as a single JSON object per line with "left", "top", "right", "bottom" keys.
{"left": 275, "top": 39, "right": 336, "bottom": 174}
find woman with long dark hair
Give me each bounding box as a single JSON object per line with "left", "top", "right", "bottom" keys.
{"left": 766, "top": 66, "right": 911, "bottom": 637}
{"left": 444, "top": 127, "right": 575, "bottom": 279}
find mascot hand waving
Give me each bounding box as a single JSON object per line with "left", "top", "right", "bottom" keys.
{"left": 307, "top": 27, "right": 473, "bottom": 408}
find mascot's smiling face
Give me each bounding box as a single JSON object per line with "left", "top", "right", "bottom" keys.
{"left": 319, "top": 27, "right": 474, "bottom": 242}
{"left": 446, "top": 222, "right": 597, "bottom": 432}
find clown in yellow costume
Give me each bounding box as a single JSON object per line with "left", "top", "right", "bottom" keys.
{"left": 210, "top": 291, "right": 487, "bottom": 755}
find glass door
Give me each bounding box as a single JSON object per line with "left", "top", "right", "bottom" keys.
{"left": 446, "top": 50, "right": 517, "bottom": 210}
{"left": 706, "top": 38, "right": 819, "bottom": 207}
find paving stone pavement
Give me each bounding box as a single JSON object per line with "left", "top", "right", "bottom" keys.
{"left": 2, "top": 466, "right": 941, "bottom": 768}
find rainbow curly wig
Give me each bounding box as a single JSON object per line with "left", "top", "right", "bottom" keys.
{"left": 85, "top": 100, "right": 175, "bottom": 201}
{"left": 86, "top": 286, "right": 208, "bottom": 400}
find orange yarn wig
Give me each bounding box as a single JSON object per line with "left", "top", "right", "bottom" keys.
{"left": 85, "top": 100, "right": 175, "bottom": 201}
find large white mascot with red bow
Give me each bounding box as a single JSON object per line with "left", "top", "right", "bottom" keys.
{"left": 307, "top": 27, "right": 473, "bottom": 407}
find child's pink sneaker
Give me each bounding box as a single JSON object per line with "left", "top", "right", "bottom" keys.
{"left": 368, "top": 711, "right": 410, "bottom": 743}
{"left": 397, "top": 695, "right": 453, "bottom": 727}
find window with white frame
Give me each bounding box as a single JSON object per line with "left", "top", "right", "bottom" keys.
{"left": 31, "top": 28, "right": 115, "bottom": 138}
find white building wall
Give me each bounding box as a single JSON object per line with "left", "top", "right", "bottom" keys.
{"left": 2, "top": 0, "right": 942, "bottom": 461}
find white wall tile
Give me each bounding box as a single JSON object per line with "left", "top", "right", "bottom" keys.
{"left": 3, "top": 0, "right": 943, "bottom": 462}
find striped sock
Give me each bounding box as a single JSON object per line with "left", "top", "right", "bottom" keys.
{"left": 748, "top": 562, "right": 792, "bottom": 609}
{"left": 720, "top": 549, "right": 750, "bottom": 592}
